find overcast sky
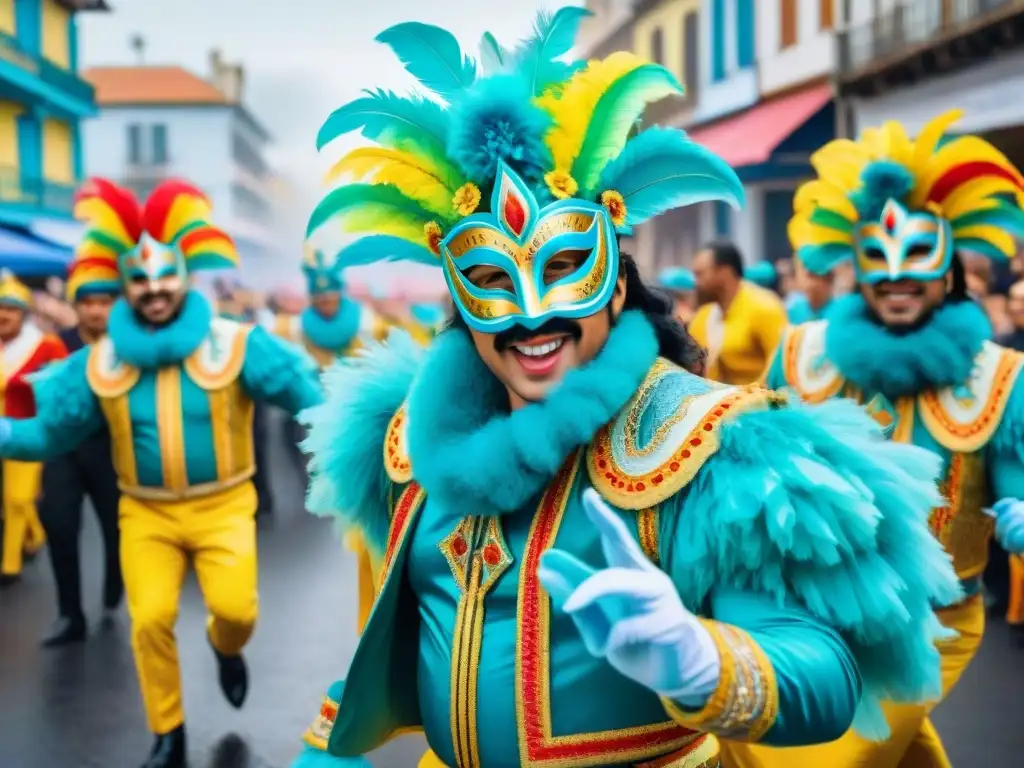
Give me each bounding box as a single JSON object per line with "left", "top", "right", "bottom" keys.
{"left": 80, "top": 0, "right": 584, "bottom": 199}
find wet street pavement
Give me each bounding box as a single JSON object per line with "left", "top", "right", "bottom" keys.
{"left": 2, "top": 415, "right": 1023, "bottom": 767}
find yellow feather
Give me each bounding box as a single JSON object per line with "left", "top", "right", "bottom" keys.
{"left": 952, "top": 223, "right": 1017, "bottom": 256}
{"left": 163, "top": 195, "right": 211, "bottom": 241}
{"left": 536, "top": 51, "right": 647, "bottom": 172}
{"left": 340, "top": 208, "right": 429, "bottom": 244}
{"left": 794, "top": 180, "right": 860, "bottom": 222}
{"left": 789, "top": 215, "right": 852, "bottom": 249}
{"left": 75, "top": 201, "right": 136, "bottom": 246}
{"left": 880, "top": 121, "right": 913, "bottom": 165}
{"left": 327, "top": 148, "right": 455, "bottom": 218}
{"left": 811, "top": 140, "right": 871, "bottom": 192}
{"left": 912, "top": 109, "right": 964, "bottom": 169}
{"left": 912, "top": 136, "right": 1024, "bottom": 206}
{"left": 941, "top": 179, "right": 1019, "bottom": 220}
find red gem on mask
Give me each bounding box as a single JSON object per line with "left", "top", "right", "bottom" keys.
{"left": 504, "top": 192, "right": 526, "bottom": 236}
{"left": 883, "top": 207, "right": 897, "bottom": 232}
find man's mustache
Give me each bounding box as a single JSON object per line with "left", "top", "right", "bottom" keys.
{"left": 139, "top": 291, "right": 174, "bottom": 307}
{"left": 494, "top": 316, "right": 582, "bottom": 352}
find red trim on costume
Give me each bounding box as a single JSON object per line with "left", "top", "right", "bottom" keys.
{"left": 928, "top": 162, "right": 1023, "bottom": 204}
{"left": 3, "top": 334, "right": 68, "bottom": 418}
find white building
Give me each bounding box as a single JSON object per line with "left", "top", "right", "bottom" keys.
{"left": 82, "top": 51, "right": 286, "bottom": 289}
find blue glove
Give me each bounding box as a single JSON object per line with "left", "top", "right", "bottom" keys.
{"left": 537, "top": 489, "right": 720, "bottom": 706}
{"left": 990, "top": 498, "right": 1024, "bottom": 555}
{"left": 0, "top": 417, "right": 10, "bottom": 447}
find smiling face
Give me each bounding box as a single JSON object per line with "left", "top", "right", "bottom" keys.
{"left": 464, "top": 251, "right": 627, "bottom": 408}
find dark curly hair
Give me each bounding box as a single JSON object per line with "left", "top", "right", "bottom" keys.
{"left": 444, "top": 252, "right": 707, "bottom": 375}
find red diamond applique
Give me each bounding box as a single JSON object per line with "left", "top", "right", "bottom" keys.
{"left": 504, "top": 191, "right": 526, "bottom": 236}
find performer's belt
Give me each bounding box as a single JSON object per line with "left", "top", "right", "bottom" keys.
{"left": 636, "top": 733, "right": 720, "bottom": 767}
{"left": 119, "top": 468, "right": 254, "bottom": 502}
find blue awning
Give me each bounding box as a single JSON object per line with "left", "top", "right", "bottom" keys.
{"left": 0, "top": 226, "right": 73, "bottom": 277}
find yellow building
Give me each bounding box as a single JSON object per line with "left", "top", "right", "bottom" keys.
{"left": 0, "top": 1, "right": 107, "bottom": 230}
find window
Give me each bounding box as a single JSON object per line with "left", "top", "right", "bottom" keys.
{"left": 737, "top": 0, "right": 755, "bottom": 68}
{"left": 780, "top": 0, "right": 798, "bottom": 49}
{"left": 151, "top": 124, "right": 168, "bottom": 164}
{"left": 650, "top": 27, "right": 664, "bottom": 65}
{"left": 820, "top": 0, "right": 834, "bottom": 30}
{"left": 127, "top": 124, "right": 142, "bottom": 165}
{"left": 711, "top": 0, "right": 726, "bottom": 81}
{"left": 683, "top": 13, "right": 699, "bottom": 98}
{"left": 232, "top": 130, "right": 267, "bottom": 176}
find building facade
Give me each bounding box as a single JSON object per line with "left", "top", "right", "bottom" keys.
{"left": 83, "top": 50, "right": 283, "bottom": 288}
{"left": 0, "top": 0, "right": 104, "bottom": 250}
{"left": 840, "top": 1, "right": 1024, "bottom": 172}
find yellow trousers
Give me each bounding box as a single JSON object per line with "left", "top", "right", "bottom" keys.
{"left": 721, "top": 595, "right": 985, "bottom": 768}
{"left": 1, "top": 459, "right": 45, "bottom": 575}
{"left": 121, "top": 481, "right": 259, "bottom": 735}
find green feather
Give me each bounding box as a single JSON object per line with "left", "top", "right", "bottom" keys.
{"left": 572, "top": 65, "right": 683, "bottom": 199}
{"left": 810, "top": 207, "right": 856, "bottom": 233}
{"left": 306, "top": 184, "right": 435, "bottom": 238}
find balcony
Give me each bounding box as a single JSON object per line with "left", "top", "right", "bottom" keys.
{"left": 837, "top": 0, "right": 1024, "bottom": 96}
{"left": 0, "top": 165, "right": 76, "bottom": 221}
{"left": 0, "top": 30, "right": 96, "bottom": 112}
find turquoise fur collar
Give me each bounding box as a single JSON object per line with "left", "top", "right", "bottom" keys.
{"left": 824, "top": 295, "right": 991, "bottom": 400}
{"left": 109, "top": 291, "right": 212, "bottom": 368}
{"left": 301, "top": 302, "right": 361, "bottom": 351}
{"left": 406, "top": 310, "right": 659, "bottom": 517}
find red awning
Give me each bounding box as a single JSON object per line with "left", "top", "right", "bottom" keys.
{"left": 689, "top": 83, "right": 833, "bottom": 167}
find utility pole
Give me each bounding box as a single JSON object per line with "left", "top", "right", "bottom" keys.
{"left": 833, "top": 0, "right": 853, "bottom": 138}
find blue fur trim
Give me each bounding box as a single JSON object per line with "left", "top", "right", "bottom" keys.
{"left": 108, "top": 291, "right": 212, "bottom": 368}
{"left": 301, "top": 302, "right": 361, "bottom": 351}
{"left": 406, "top": 310, "right": 658, "bottom": 517}
{"left": 668, "top": 397, "right": 961, "bottom": 738}
{"left": 447, "top": 73, "right": 553, "bottom": 190}
{"left": 824, "top": 294, "right": 990, "bottom": 399}
{"left": 302, "top": 331, "right": 425, "bottom": 557}
{"left": 850, "top": 161, "right": 915, "bottom": 221}
{"left": 242, "top": 325, "right": 322, "bottom": 407}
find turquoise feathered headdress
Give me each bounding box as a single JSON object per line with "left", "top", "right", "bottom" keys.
{"left": 302, "top": 244, "right": 344, "bottom": 295}
{"left": 745, "top": 261, "right": 777, "bottom": 288}
{"left": 658, "top": 267, "right": 695, "bottom": 292}
{"left": 307, "top": 7, "right": 744, "bottom": 270}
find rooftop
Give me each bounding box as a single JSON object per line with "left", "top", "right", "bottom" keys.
{"left": 84, "top": 65, "right": 229, "bottom": 106}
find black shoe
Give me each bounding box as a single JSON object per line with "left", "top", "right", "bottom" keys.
{"left": 209, "top": 638, "right": 248, "bottom": 709}
{"left": 40, "top": 616, "right": 87, "bottom": 648}
{"left": 140, "top": 725, "right": 186, "bottom": 768}
{"left": 0, "top": 574, "right": 21, "bottom": 589}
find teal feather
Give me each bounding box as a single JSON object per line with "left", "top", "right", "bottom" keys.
{"left": 316, "top": 89, "right": 449, "bottom": 160}
{"left": 479, "top": 31, "right": 509, "bottom": 74}
{"left": 810, "top": 207, "right": 856, "bottom": 233}
{"left": 306, "top": 184, "right": 436, "bottom": 238}
{"left": 596, "top": 128, "right": 743, "bottom": 228}
{"left": 955, "top": 237, "right": 1010, "bottom": 261}
{"left": 375, "top": 22, "right": 476, "bottom": 102}
{"left": 333, "top": 235, "right": 438, "bottom": 269}
{"left": 301, "top": 331, "right": 425, "bottom": 557}
{"left": 666, "top": 392, "right": 960, "bottom": 738}
{"left": 951, "top": 200, "right": 1024, "bottom": 237}
{"left": 572, "top": 65, "right": 684, "bottom": 199}
{"left": 512, "top": 7, "right": 591, "bottom": 96}
{"left": 798, "top": 242, "right": 854, "bottom": 275}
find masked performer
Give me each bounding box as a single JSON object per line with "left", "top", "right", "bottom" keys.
{"left": 748, "top": 109, "right": 1024, "bottom": 768}
{"left": 272, "top": 245, "right": 389, "bottom": 369}
{"left": 289, "top": 9, "right": 959, "bottom": 767}
{"left": 0, "top": 270, "right": 66, "bottom": 585}
{"left": 0, "top": 179, "right": 323, "bottom": 768}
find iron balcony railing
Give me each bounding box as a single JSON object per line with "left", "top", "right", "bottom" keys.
{"left": 0, "top": 30, "right": 95, "bottom": 105}
{"left": 0, "top": 166, "right": 76, "bottom": 214}
{"left": 838, "top": 0, "right": 1024, "bottom": 79}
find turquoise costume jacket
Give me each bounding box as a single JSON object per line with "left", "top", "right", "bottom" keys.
{"left": 765, "top": 296, "right": 1024, "bottom": 601}
{"left": 0, "top": 292, "right": 322, "bottom": 499}
{"left": 271, "top": 301, "right": 388, "bottom": 369}
{"left": 293, "top": 311, "right": 957, "bottom": 767}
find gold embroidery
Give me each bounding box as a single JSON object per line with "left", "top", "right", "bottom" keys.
{"left": 636, "top": 734, "right": 721, "bottom": 767}
{"left": 384, "top": 404, "right": 413, "bottom": 483}
{"left": 302, "top": 693, "right": 339, "bottom": 750}
{"left": 637, "top": 507, "right": 660, "bottom": 566}
{"left": 624, "top": 360, "right": 690, "bottom": 457}
{"left": 183, "top": 324, "right": 249, "bottom": 390}
{"left": 930, "top": 453, "right": 993, "bottom": 580}
{"left": 156, "top": 367, "right": 188, "bottom": 492}
{"left": 86, "top": 341, "right": 140, "bottom": 398}
{"left": 782, "top": 325, "right": 844, "bottom": 404}
{"left": 662, "top": 620, "right": 778, "bottom": 743}
{"left": 98, "top": 392, "right": 138, "bottom": 486}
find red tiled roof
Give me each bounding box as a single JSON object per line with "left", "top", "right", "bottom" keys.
{"left": 84, "top": 66, "right": 228, "bottom": 106}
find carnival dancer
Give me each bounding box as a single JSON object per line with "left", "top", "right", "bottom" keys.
{"left": 743, "top": 109, "right": 1024, "bottom": 768}
{"left": 287, "top": 9, "right": 959, "bottom": 767}
{"left": 271, "top": 245, "right": 389, "bottom": 369}
{"left": 0, "top": 270, "right": 66, "bottom": 586}
{"left": 0, "top": 179, "right": 323, "bottom": 768}
{"left": 35, "top": 249, "right": 123, "bottom": 645}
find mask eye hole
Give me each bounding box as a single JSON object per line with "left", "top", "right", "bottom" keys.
{"left": 906, "top": 244, "right": 933, "bottom": 259}
{"left": 465, "top": 264, "right": 514, "bottom": 293}
{"left": 544, "top": 249, "right": 589, "bottom": 285}
{"left": 862, "top": 246, "right": 886, "bottom": 262}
